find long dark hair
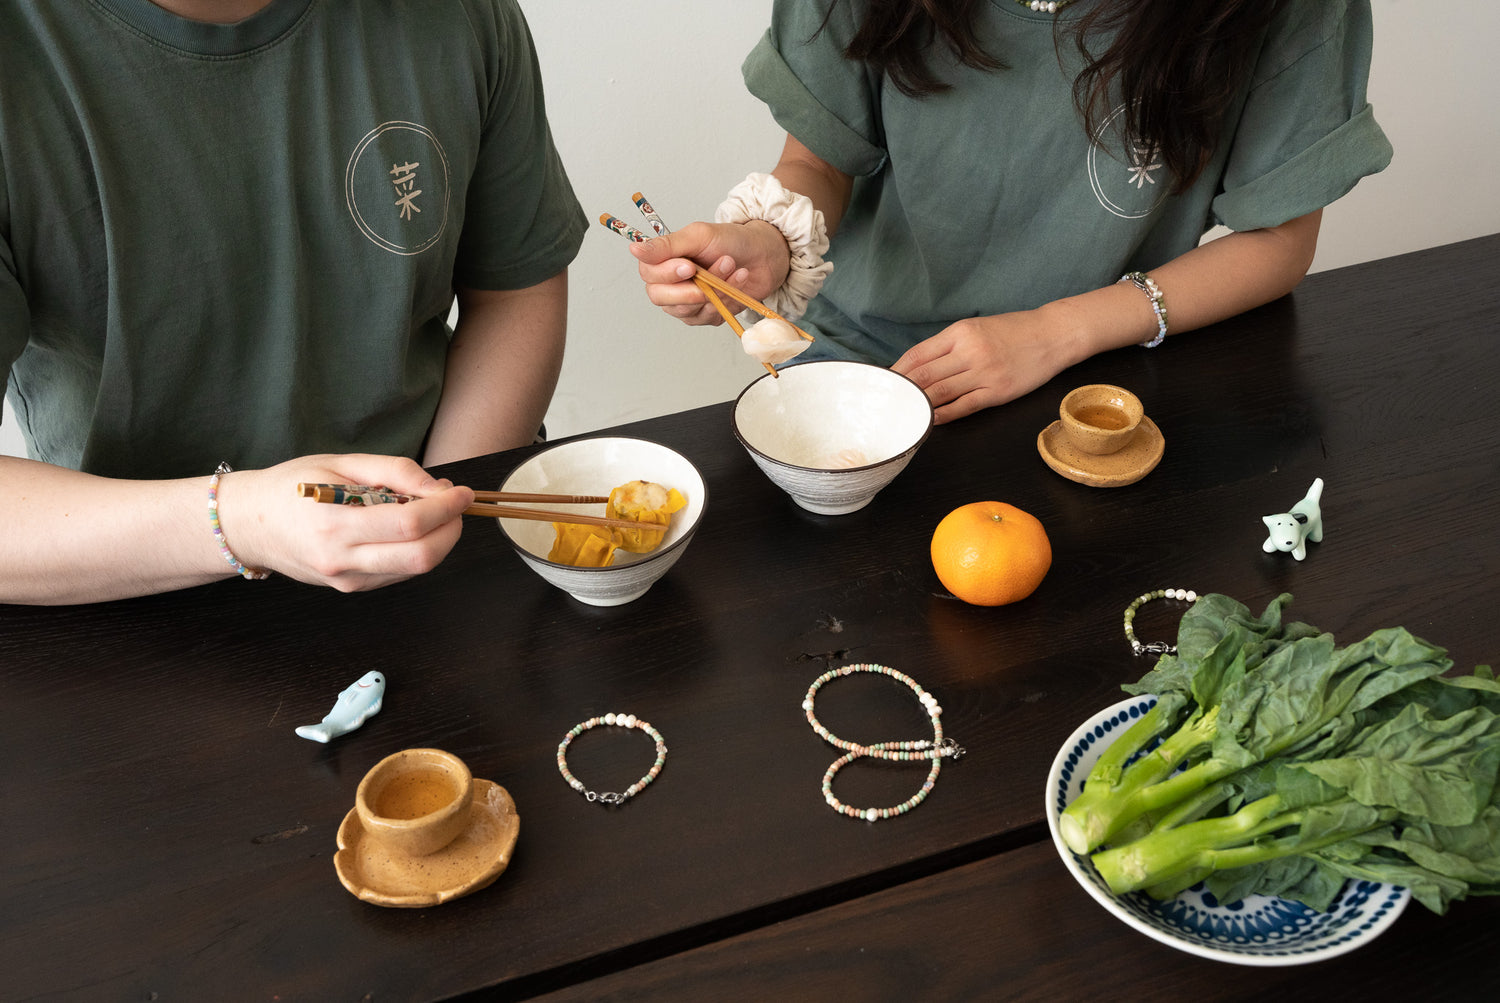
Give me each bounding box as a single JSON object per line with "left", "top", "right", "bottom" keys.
{"left": 834, "top": 0, "right": 1288, "bottom": 189}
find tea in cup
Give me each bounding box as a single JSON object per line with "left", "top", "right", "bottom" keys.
{"left": 1059, "top": 384, "right": 1144, "bottom": 455}
{"left": 355, "top": 748, "right": 473, "bottom": 857}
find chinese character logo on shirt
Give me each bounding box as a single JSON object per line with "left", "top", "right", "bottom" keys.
{"left": 390, "top": 161, "right": 422, "bottom": 220}
{"left": 346, "top": 121, "right": 450, "bottom": 256}
{"left": 1087, "top": 103, "right": 1170, "bottom": 220}
{"left": 1124, "top": 145, "right": 1163, "bottom": 190}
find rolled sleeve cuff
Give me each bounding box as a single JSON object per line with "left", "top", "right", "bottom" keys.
{"left": 1212, "top": 103, "right": 1392, "bottom": 231}
{"left": 742, "top": 31, "right": 887, "bottom": 178}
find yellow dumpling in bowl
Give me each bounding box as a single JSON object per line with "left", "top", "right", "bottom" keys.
{"left": 546, "top": 480, "right": 687, "bottom": 566}
{"left": 607, "top": 480, "right": 687, "bottom": 553}
{"left": 547, "top": 525, "right": 619, "bottom": 567}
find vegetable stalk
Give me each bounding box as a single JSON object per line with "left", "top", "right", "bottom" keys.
{"left": 1060, "top": 594, "right": 1500, "bottom": 914}
{"left": 1058, "top": 703, "right": 1216, "bottom": 854}
{"left": 1091, "top": 793, "right": 1392, "bottom": 896}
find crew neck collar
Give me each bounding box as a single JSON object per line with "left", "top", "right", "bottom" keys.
{"left": 91, "top": 0, "right": 313, "bottom": 56}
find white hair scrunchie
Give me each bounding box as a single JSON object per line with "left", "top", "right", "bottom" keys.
{"left": 714, "top": 172, "right": 834, "bottom": 321}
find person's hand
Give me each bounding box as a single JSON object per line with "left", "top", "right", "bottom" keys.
{"left": 629, "top": 221, "right": 790, "bottom": 326}
{"left": 218, "top": 454, "right": 475, "bottom": 591}
{"left": 893, "top": 309, "right": 1078, "bottom": 425}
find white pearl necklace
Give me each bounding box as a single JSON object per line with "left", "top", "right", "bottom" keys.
{"left": 1123, "top": 589, "right": 1198, "bottom": 656}
{"left": 1021, "top": 0, "right": 1074, "bottom": 13}
{"left": 803, "top": 664, "right": 963, "bottom": 822}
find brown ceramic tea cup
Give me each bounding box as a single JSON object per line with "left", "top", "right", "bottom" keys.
{"left": 1059, "top": 384, "right": 1144, "bottom": 456}
{"left": 355, "top": 748, "right": 474, "bottom": 858}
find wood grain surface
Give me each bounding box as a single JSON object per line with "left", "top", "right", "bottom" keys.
{"left": 2, "top": 235, "right": 1497, "bottom": 1000}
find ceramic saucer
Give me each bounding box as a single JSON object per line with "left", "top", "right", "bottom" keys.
{"left": 1037, "top": 415, "right": 1164, "bottom": 487}
{"left": 335, "top": 778, "right": 520, "bottom": 908}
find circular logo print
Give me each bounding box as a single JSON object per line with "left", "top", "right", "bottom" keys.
{"left": 345, "top": 121, "right": 451, "bottom": 255}
{"left": 1087, "top": 103, "right": 1170, "bottom": 220}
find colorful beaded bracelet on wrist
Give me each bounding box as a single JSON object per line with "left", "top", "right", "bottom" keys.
{"left": 802, "top": 663, "right": 964, "bottom": 823}
{"left": 1119, "top": 271, "right": 1169, "bottom": 348}
{"left": 556, "top": 712, "right": 667, "bottom": 805}
{"left": 1123, "top": 588, "right": 1198, "bottom": 655}
{"left": 208, "top": 462, "right": 270, "bottom": 580}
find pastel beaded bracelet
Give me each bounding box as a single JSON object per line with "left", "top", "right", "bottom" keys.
{"left": 1119, "top": 271, "right": 1169, "bottom": 348}
{"left": 803, "top": 663, "right": 963, "bottom": 822}
{"left": 208, "top": 462, "right": 270, "bottom": 580}
{"left": 1123, "top": 588, "right": 1198, "bottom": 655}
{"left": 556, "top": 712, "right": 667, "bottom": 805}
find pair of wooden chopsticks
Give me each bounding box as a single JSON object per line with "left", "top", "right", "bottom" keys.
{"left": 458, "top": 490, "right": 660, "bottom": 532}
{"left": 296, "top": 483, "right": 663, "bottom": 534}
{"left": 599, "top": 192, "right": 815, "bottom": 377}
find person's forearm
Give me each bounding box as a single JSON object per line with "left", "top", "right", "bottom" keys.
{"left": 424, "top": 271, "right": 569, "bottom": 466}
{"left": 770, "top": 134, "right": 854, "bottom": 236}
{"left": 1042, "top": 210, "right": 1324, "bottom": 366}
{"left": 2, "top": 452, "right": 477, "bottom": 604}
{"left": 0, "top": 457, "right": 227, "bottom": 603}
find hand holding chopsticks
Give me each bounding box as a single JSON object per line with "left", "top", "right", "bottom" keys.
{"left": 600, "top": 193, "right": 814, "bottom": 376}
{"left": 297, "top": 483, "right": 663, "bottom": 534}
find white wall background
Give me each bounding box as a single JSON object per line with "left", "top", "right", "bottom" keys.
{"left": 4, "top": 1, "right": 1496, "bottom": 457}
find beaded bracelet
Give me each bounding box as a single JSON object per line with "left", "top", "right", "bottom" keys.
{"left": 208, "top": 462, "right": 270, "bottom": 580}
{"left": 556, "top": 712, "right": 667, "bottom": 805}
{"left": 1123, "top": 588, "right": 1198, "bottom": 655}
{"left": 1119, "top": 271, "right": 1169, "bottom": 348}
{"left": 802, "top": 663, "right": 964, "bottom": 822}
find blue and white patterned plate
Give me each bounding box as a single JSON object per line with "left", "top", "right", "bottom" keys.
{"left": 1045, "top": 696, "right": 1410, "bottom": 966}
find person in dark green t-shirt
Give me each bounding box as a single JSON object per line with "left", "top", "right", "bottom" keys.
{"left": 631, "top": 1, "right": 1390, "bottom": 422}
{"left": 0, "top": 0, "right": 587, "bottom": 603}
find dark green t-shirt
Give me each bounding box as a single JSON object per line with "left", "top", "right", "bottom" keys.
{"left": 0, "top": 0, "right": 586, "bottom": 477}
{"left": 744, "top": 0, "right": 1392, "bottom": 365}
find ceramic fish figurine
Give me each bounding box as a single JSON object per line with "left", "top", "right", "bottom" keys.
{"left": 1262, "top": 477, "right": 1325, "bottom": 561}
{"left": 296, "top": 671, "right": 386, "bottom": 743}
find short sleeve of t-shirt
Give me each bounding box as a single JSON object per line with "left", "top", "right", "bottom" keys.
{"left": 0, "top": 172, "right": 29, "bottom": 441}
{"left": 453, "top": 0, "right": 586, "bottom": 290}
{"left": 0, "top": 189, "right": 24, "bottom": 387}
{"left": 1212, "top": 2, "right": 1391, "bottom": 231}
{"left": 741, "top": 1, "right": 887, "bottom": 178}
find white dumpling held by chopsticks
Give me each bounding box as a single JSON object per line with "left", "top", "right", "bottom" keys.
{"left": 741, "top": 316, "right": 811, "bottom": 366}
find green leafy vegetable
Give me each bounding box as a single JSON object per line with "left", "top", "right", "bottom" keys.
{"left": 1061, "top": 594, "right": 1500, "bottom": 914}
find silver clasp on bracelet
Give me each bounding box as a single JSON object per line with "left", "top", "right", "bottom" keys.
{"left": 1123, "top": 589, "right": 1198, "bottom": 656}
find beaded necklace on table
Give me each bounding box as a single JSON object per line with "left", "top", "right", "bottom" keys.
{"left": 803, "top": 664, "right": 964, "bottom": 822}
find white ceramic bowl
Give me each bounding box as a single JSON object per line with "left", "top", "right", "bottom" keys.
{"left": 1045, "top": 696, "right": 1410, "bottom": 966}
{"left": 495, "top": 437, "right": 707, "bottom": 606}
{"left": 731, "top": 361, "right": 933, "bottom": 515}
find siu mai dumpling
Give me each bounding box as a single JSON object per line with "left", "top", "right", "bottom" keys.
{"left": 607, "top": 480, "right": 687, "bottom": 553}
{"left": 545, "top": 480, "right": 687, "bottom": 567}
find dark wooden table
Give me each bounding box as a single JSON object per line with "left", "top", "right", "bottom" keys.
{"left": 3, "top": 235, "right": 1498, "bottom": 1001}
